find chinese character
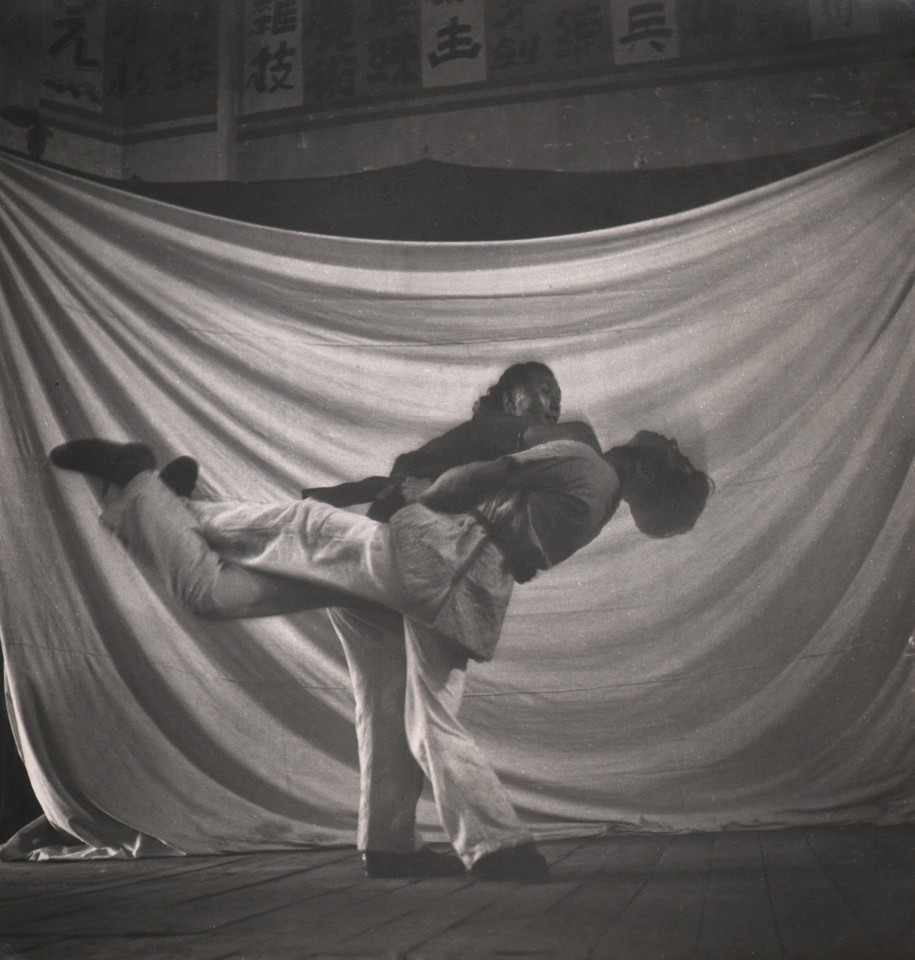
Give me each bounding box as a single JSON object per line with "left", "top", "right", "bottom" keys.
{"left": 272, "top": 0, "right": 298, "bottom": 34}
{"left": 491, "top": 34, "right": 540, "bottom": 69}
{"left": 494, "top": 0, "right": 537, "bottom": 32}
{"left": 249, "top": 0, "right": 274, "bottom": 36}
{"left": 555, "top": 5, "right": 603, "bottom": 58}
{"left": 304, "top": 53, "right": 357, "bottom": 100}
{"left": 618, "top": 3, "right": 674, "bottom": 53}
{"left": 247, "top": 40, "right": 298, "bottom": 93}
{"left": 48, "top": 1, "right": 101, "bottom": 70}
{"left": 427, "top": 15, "right": 482, "bottom": 66}
{"left": 164, "top": 38, "right": 215, "bottom": 90}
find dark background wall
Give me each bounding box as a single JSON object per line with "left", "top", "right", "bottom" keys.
{"left": 1, "top": 0, "right": 914, "bottom": 191}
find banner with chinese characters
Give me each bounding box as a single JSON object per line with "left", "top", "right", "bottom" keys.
{"left": 37, "top": 0, "right": 905, "bottom": 130}
{"left": 422, "top": 0, "right": 487, "bottom": 88}
{"left": 611, "top": 0, "right": 679, "bottom": 64}
{"left": 272, "top": 0, "right": 896, "bottom": 119}
{"left": 105, "top": 0, "right": 218, "bottom": 125}
{"left": 41, "top": 0, "right": 106, "bottom": 112}
{"left": 243, "top": 0, "right": 304, "bottom": 114}
{"left": 296, "top": 0, "right": 424, "bottom": 111}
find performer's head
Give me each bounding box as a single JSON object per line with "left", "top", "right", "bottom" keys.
{"left": 605, "top": 431, "right": 712, "bottom": 538}
{"left": 476, "top": 361, "right": 561, "bottom": 423}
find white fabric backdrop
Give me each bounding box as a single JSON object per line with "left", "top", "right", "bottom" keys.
{"left": 1, "top": 133, "right": 914, "bottom": 860}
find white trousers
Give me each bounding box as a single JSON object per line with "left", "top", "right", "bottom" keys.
{"left": 101, "top": 474, "right": 532, "bottom": 867}
{"left": 327, "top": 606, "right": 532, "bottom": 865}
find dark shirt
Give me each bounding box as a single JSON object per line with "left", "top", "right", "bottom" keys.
{"left": 389, "top": 410, "right": 535, "bottom": 480}
{"left": 303, "top": 409, "right": 536, "bottom": 519}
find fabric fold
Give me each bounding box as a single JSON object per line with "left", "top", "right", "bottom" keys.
{"left": 0, "top": 132, "right": 913, "bottom": 859}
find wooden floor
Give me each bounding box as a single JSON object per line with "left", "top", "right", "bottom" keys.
{"left": 2, "top": 825, "right": 914, "bottom": 960}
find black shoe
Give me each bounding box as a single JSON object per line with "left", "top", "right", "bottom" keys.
{"left": 50, "top": 439, "right": 156, "bottom": 488}
{"left": 159, "top": 456, "right": 198, "bottom": 498}
{"left": 470, "top": 842, "right": 549, "bottom": 883}
{"left": 363, "top": 846, "right": 466, "bottom": 879}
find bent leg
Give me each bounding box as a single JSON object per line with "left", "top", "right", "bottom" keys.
{"left": 102, "top": 474, "right": 377, "bottom": 619}
{"left": 402, "top": 620, "right": 532, "bottom": 869}
{"left": 328, "top": 605, "right": 424, "bottom": 853}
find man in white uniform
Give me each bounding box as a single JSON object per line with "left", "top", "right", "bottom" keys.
{"left": 50, "top": 424, "right": 710, "bottom": 882}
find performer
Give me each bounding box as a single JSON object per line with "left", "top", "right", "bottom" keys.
{"left": 49, "top": 423, "right": 710, "bottom": 883}
{"left": 301, "top": 361, "right": 577, "bottom": 880}
{"left": 300, "top": 360, "right": 567, "bottom": 520}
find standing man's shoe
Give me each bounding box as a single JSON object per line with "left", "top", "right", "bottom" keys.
{"left": 470, "top": 842, "right": 549, "bottom": 883}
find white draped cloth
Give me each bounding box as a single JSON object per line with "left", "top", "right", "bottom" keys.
{"left": 0, "top": 132, "right": 913, "bottom": 860}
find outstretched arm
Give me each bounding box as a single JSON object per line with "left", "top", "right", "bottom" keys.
{"left": 300, "top": 418, "right": 598, "bottom": 513}
{"left": 302, "top": 475, "right": 392, "bottom": 506}
{"left": 302, "top": 413, "right": 540, "bottom": 513}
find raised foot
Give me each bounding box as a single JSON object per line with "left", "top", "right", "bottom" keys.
{"left": 49, "top": 439, "right": 156, "bottom": 488}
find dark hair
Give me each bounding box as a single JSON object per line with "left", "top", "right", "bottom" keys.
{"left": 615, "top": 434, "right": 713, "bottom": 538}
{"left": 475, "top": 362, "right": 557, "bottom": 414}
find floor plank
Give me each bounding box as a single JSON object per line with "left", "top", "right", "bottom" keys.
{"left": 482, "top": 833, "right": 673, "bottom": 960}
{"left": 2, "top": 827, "right": 914, "bottom": 959}
{"left": 188, "top": 856, "right": 467, "bottom": 957}
{"left": 805, "top": 825, "right": 915, "bottom": 953}
{"left": 867, "top": 822, "right": 915, "bottom": 869}
{"left": 761, "top": 828, "right": 880, "bottom": 959}
{"left": 4, "top": 851, "right": 353, "bottom": 937}
{"left": 587, "top": 832, "right": 715, "bottom": 959}
{"left": 411, "top": 837, "right": 613, "bottom": 958}
{"left": 335, "top": 839, "right": 588, "bottom": 958}
{"left": 693, "top": 831, "right": 783, "bottom": 959}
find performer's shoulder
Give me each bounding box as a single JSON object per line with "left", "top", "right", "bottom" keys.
{"left": 513, "top": 437, "right": 604, "bottom": 462}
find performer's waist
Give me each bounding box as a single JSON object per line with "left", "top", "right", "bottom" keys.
{"left": 470, "top": 510, "right": 544, "bottom": 584}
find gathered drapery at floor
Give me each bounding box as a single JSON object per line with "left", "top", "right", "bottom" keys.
{"left": 0, "top": 134, "right": 913, "bottom": 861}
